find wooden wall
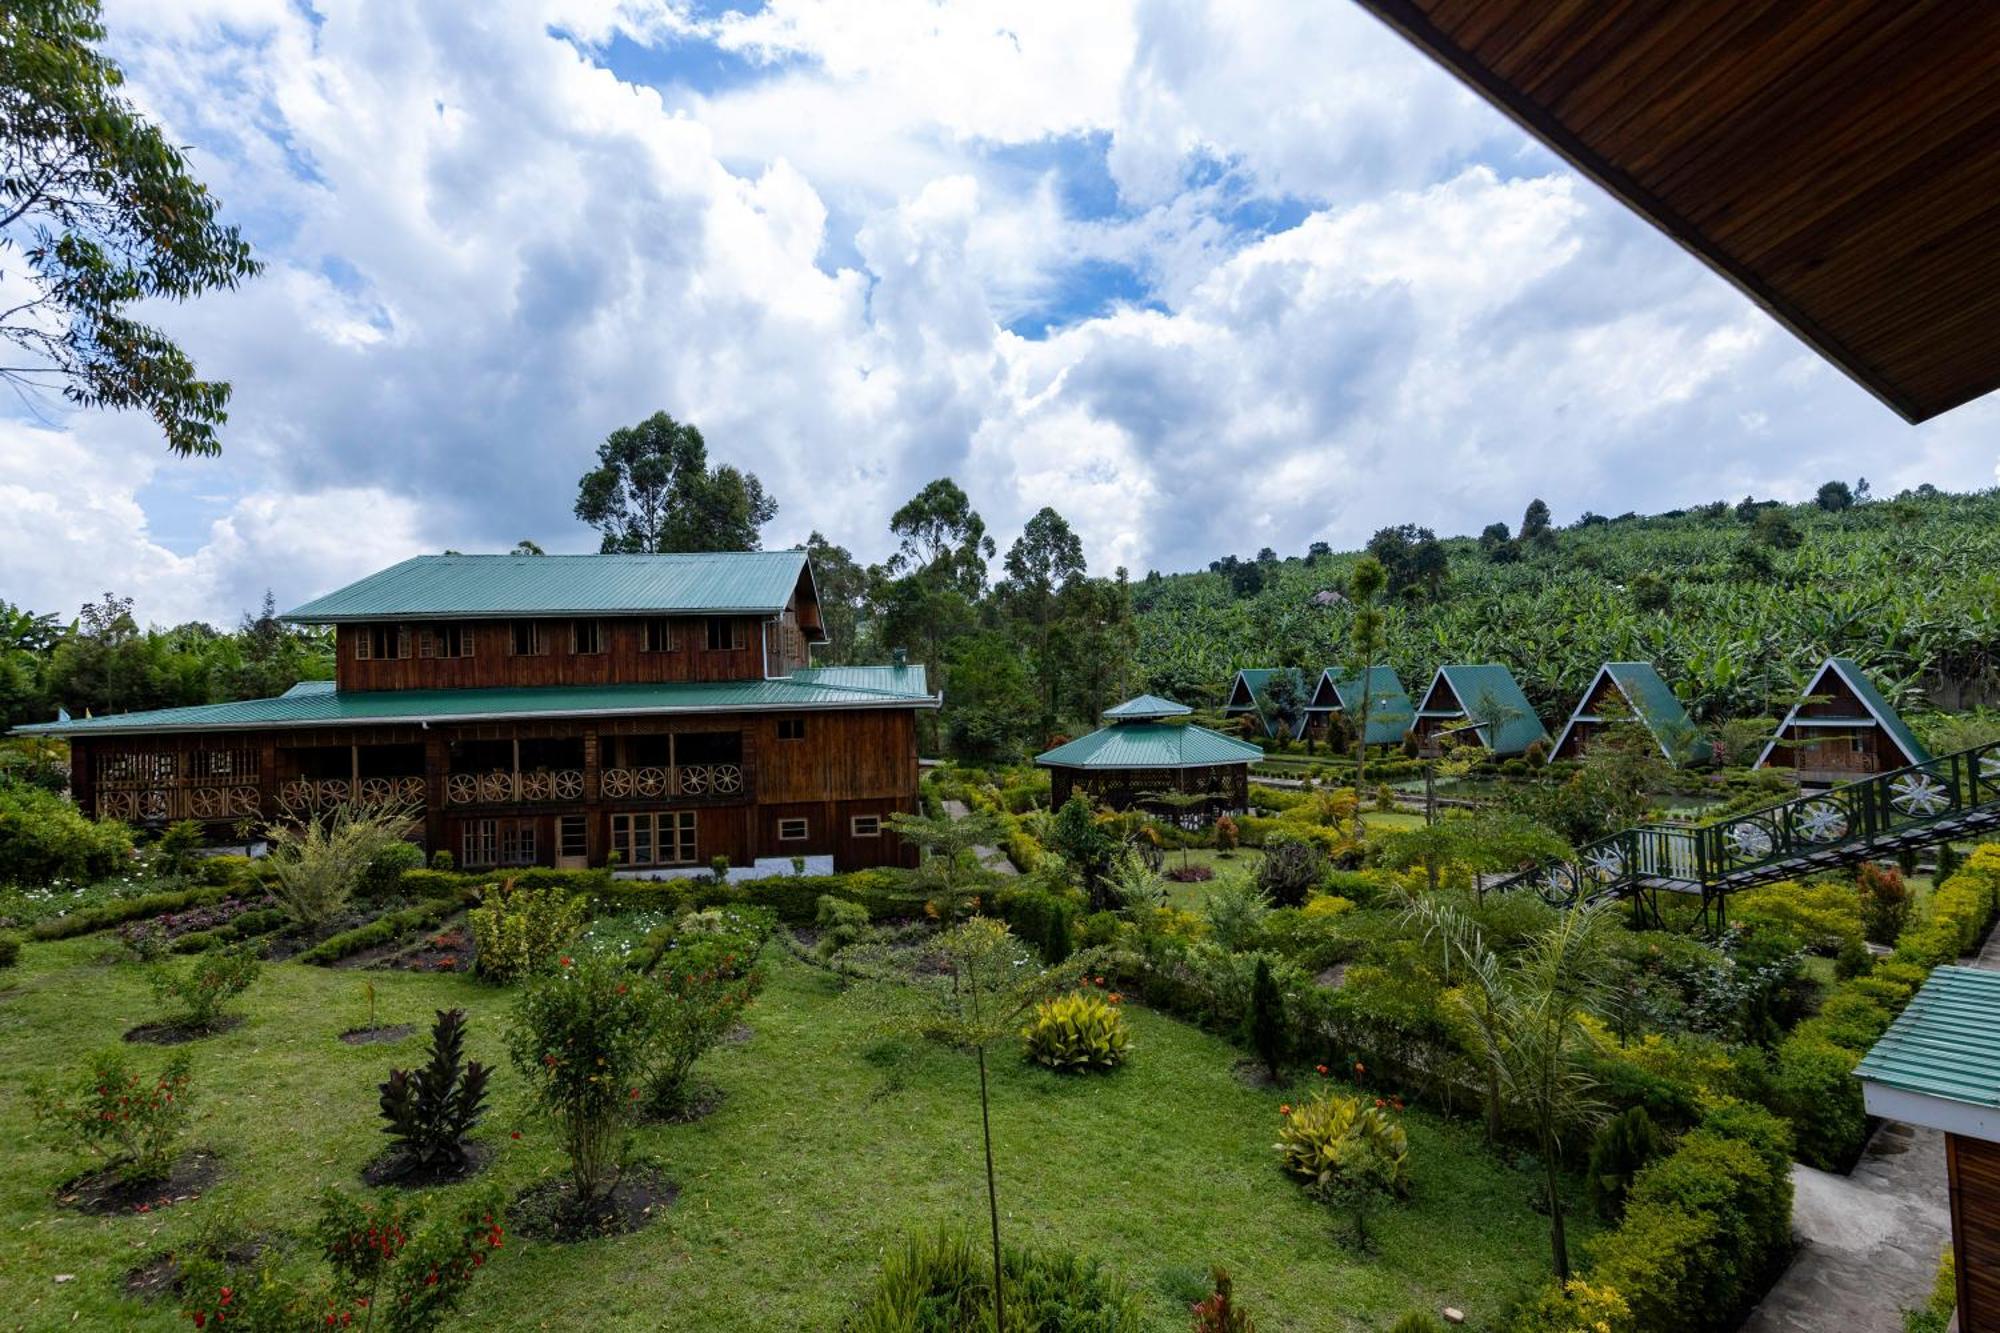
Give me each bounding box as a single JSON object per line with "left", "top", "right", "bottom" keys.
{"left": 1949, "top": 1133, "right": 2000, "bottom": 1331}
{"left": 753, "top": 710, "right": 917, "bottom": 804}
{"left": 334, "top": 615, "right": 768, "bottom": 692}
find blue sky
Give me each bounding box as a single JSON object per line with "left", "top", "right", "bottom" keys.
{"left": 3, "top": 0, "right": 1996, "bottom": 626}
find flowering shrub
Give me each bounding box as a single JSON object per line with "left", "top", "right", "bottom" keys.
{"left": 1190, "top": 1267, "right": 1256, "bottom": 1332}
{"left": 640, "top": 948, "right": 763, "bottom": 1116}
{"left": 147, "top": 946, "right": 261, "bottom": 1030}
{"left": 1021, "top": 990, "right": 1131, "bottom": 1072}
{"left": 1213, "top": 814, "right": 1240, "bottom": 853}
{"left": 1274, "top": 1091, "right": 1409, "bottom": 1246}
{"left": 379, "top": 1009, "right": 491, "bottom": 1172}
{"left": 29, "top": 1049, "right": 193, "bottom": 1182}
{"left": 506, "top": 954, "right": 652, "bottom": 1203}
{"left": 119, "top": 895, "right": 271, "bottom": 958}
{"left": 178, "top": 1184, "right": 505, "bottom": 1332}
{"left": 470, "top": 879, "right": 585, "bottom": 983}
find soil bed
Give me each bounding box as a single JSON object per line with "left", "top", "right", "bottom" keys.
{"left": 338, "top": 1023, "right": 415, "bottom": 1045}
{"left": 640, "top": 1082, "right": 725, "bottom": 1126}
{"left": 510, "top": 1167, "right": 676, "bottom": 1243}
{"left": 360, "top": 1139, "right": 494, "bottom": 1188}
{"left": 55, "top": 1150, "right": 221, "bottom": 1216}
{"left": 123, "top": 1238, "right": 265, "bottom": 1301}
{"left": 124, "top": 1015, "right": 244, "bottom": 1045}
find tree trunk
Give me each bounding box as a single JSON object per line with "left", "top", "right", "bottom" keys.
{"left": 977, "top": 1044, "right": 1005, "bottom": 1331}
{"left": 1542, "top": 1129, "right": 1569, "bottom": 1281}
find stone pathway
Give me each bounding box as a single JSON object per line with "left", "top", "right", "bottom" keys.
{"left": 1740, "top": 916, "right": 2000, "bottom": 1332}
{"left": 941, "top": 799, "right": 1017, "bottom": 876}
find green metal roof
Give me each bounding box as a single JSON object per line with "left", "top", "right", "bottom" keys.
{"left": 1222, "top": 668, "right": 1310, "bottom": 738}
{"left": 1554, "top": 662, "right": 1704, "bottom": 764}
{"left": 13, "top": 665, "right": 935, "bottom": 737}
{"left": 282, "top": 552, "right": 814, "bottom": 624}
{"left": 1855, "top": 966, "right": 2000, "bottom": 1108}
{"left": 1035, "top": 721, "right": 1264, "bottom": 771}
{"left": 1419, "top": 664, "right": 1549, "bottom": 756}
{"left": 1826, "top": 657, "right": 1931, "bottom": 766}
{"left": 1103, "top": 694, "right": 1192, "bottom": 720}
{"left": 1310, "top": 667, "right": 1415, "bottom": 745}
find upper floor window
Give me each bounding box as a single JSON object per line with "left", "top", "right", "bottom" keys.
{"left": 642, "top": 618, "right": 675, "bottom": 653}
{"left": 420, "top": 624, "right": 474, "bottom": 658}
{"left": 706, "top": 617, "right": 745, "bottom": 652}
{"left": 355, "top": 625, "right": 410, "bottom": 660}
{"left": 571, "top": 620, "right": 604, "bottom": 655}
{"left": 510, "top": 620, "right": 547, "bottom": 656}
{"left": 776, "top": 718, "right": 805, "bottom": 741}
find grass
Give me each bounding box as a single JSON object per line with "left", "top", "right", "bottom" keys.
{"left": 0, "top": 932, "right": 1588, "bottom": 1331}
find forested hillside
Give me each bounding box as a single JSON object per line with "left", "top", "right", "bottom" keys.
{"left": 1133, "top": 486, "right": 2000, "bottom": 734}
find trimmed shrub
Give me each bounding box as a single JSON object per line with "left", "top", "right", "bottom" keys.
{"left": 1021, "top": 990, "right": 1131, "bottom": 1072}
{"left": 1506, "top": 1279, "right": 1634, "bottom": 1333}
{"left": 1588, "top": 1107, "right": 1665, "bottom": 1220}
{"left": 1274, "top": 1091, "right": 1410, "bottom": 1246}
{"left": 814, "top": 894, "right": 873, "bottom": 959}
{"left": 1245, "top": 956, "right": 1285, "bottom": 1080}
{"left": 1772, "top": 1036, "right": 1864, "bottom": 1171}
{"left": 469, "top": 880, "right": 585, "bottom": 983}
{"left": 296, "top": 896, "right": 463, "bottom": 965}
{"left": 0, "top": 780, "right": 132, "bottom": 886}
{"left": 360, "top": 839, "right": 426, "bottom": 897}
{"left": 844, "top": 1229, "right": 1145, "bottom": 1331}
{"left": 1731, "top": 879, "right": 1864, "bottom": 954}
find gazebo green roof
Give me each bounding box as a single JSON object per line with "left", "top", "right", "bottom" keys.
{"left": 1103, "top": 694, "right": 1192, "bottom": 720}
{"left": 1855, "top": 967, "right": 2000, "bottom": 1140}
{"left": 1035, "top": 722, "right": 1264, "bottom": 772}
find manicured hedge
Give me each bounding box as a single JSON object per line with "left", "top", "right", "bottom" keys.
{"left": 0, "top": 931, "right": 19, "bottom": 968}
{"left": 27, "top": 884, "right": 237, "bottom": 941}
{"left": 295, "top": 896, "right": 465, "bottom": 966}
{"left": 169, "top": 907, "right": 289, "bottom": 954}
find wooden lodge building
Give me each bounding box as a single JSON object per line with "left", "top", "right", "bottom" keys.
{"left": 1409, "top": 664, "right": 1548, "bottom": 758}
{"left": 1035, "top": 694, "right": 1262, "bottom": 814}
{"left": 1755, "top": 657, "right": 1930, "bottom": 787}
{"left": 1550, "top": 662, "right": 1708, "bottom": 767}
{"left": 17, "top": 552, "right": 938, "bottom": 875}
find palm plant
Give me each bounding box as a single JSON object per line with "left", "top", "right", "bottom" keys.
{"left": 1406, "top": 896, "right": 1614, "bottom": 1280}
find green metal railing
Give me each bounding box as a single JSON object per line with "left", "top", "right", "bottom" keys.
{"left": 1496, "top": 738, "right": 2000, "bottom": 912}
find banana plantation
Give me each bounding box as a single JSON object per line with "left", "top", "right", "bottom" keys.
{"left": 1133, "top": 489, "right": 2000, "bottom": 730}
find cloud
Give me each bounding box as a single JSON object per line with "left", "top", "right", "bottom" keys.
{"left": 3, "top": 0, "right": 1995, "bottom": 627}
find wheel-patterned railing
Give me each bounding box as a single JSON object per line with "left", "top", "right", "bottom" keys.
{"left": 276, "top": 775, "right": 425, "bottom": 817}
{"left": 596, "top": 764, "right": 745, "bottom": 801}
{"left": 1500, "top": 738, "right": 2000, "bottom": 908}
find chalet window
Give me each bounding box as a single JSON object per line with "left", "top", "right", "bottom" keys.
{"left": 705, "top": 617, "right": 745, "bottom": 652}
{"left": 558, "top": 814, "right": 587, "bottom": 859}
{"left": 642, "top": 619, "right": 675, "bottom": 653}
{"left": 777, "top": 718, "right": 806, "bottom": 741}
{"left": 571, "top": 620, "right": 604, "bottom": 655}
{"left": 420, "top": 624, "right": 474, "bottom": 658}
{"left": 850, "top": 815, "right": 881, "bottom": 838}
{"left": 462, "top": 819, "right": 498, "bottom": 868}
{"left": 611, "top": 811, "right": 696, "bottom": 866}
{"left": 777, "top": 817, "right": 809, "bottom": 842}
{"left": 509, "top": 620, "right": 547, "bottom": 656}
{"left": 499, "top": 819, "right": 537, "bottom": 867}
{"left": 356, "top": 625, "right": 410, "bottom": 660}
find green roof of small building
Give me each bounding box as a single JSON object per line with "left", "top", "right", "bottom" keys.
{"left": 1310, "top": 666, "right": 1415, "bottom": 745}
{"left": 1825, "top": 657, "right": 1931, "bottom": 765}
{"left": 1553, "top": 662, "right": 1704, "bottom": 764}
{"left": 282, "top": 551, "right": 815, "bottom": 624}
{"left": 1103, "top": 694, "right": 1192, "bottom": 720}
{"left": 1418, "top": 664, "right": 1549, "bottom": 755}
{"left": 1035, "top": 721, "right": 1264, "bottom": 771}
{"left": 1855, "top": 966, "right": 2000, "bottom": 1110}
{"left": 13, "top": 666, "right": 934, "bottom": 737}
{"left": 1223, "top": 668, "right": 1311, "bottom": 738}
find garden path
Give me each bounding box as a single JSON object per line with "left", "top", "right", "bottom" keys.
{"left": 941, "top": 799, "right": 1018, "bottom": 876}
{"left": 1739, "top": 925, "right": 2000, "bottom": 1332}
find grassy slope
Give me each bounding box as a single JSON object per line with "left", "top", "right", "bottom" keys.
{"left": 0, "top": 939, "right": 1587, "bottom": 1332}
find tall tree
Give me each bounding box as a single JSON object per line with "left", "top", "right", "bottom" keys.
{"left": 999, "top": 506, "right": 1085, "bottom": 736}
{"left": 1346, "top": 555, "right": 1388, "bottom": 841}
{"left": 880, "top": 479, "right": 993, "bottom": 702}
{"left": 803, "top": 532, "right": 868, "bottom": 664}
{"left": 1, "top": 0, "right": 261, "bottom": 456}
{"left": 573, "top": 411, "right": 777, "bottom": 553}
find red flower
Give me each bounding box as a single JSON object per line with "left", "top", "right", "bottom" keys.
{"left": 1279, "top": 1104, "right": 1292, "bottom": 1116}
{"left": 510, "top": 1130, "right": 521, "bottom": 1140}
{"left": 560, "top": 957, "right": 573, "bottom": 968}
{"left": 1353, "top": 1061, "right": 1366, "bottom": 1075}
{"left": 1315, "top": 1063, "right": 1328, "bottom": 1075}
{"left": 1374, "top": 1098, "right": 1386, "bottom": 1109}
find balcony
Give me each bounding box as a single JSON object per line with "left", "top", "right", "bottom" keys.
{"left": 598, "top": 763, "right": 745, "bottom": 800}
{"left": 444, "top": 768, "right": 586, "bottom": 806}
{"left": 276, "top": 776, "right": 427, "bottom": 815}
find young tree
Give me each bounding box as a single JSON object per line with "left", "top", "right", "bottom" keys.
{"left": 1257, "top": 671, "right": 1307, "bottom": 743}
{"left": 1346, "top": 556, "right": 1388, "bottom": 841}
{"left": 1815, "top": 480, "right": 1855, "bottom": 512}
{"left": 1246, "top": 956, "right": 1285, "bottom": 1081}
{"left": 573, "top": 411, "right": 777, "bottom": 552}
{"left": 1409, "top": 899, "right": 1614, "bottom": 1279}
{"left": 1, "top": 0, "right": 262, "bottom": 457}
{"left": 886, "top": 806, "right": 1007, "bottom": 917}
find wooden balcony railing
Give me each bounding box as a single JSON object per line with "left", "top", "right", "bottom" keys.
{"left": 597, "top": 764, "right": 745, "bottom": 800}
{"left": 276, "top": 776, "right": 427, "bottom": 816}
{"left": 443, "top": 769, "right": 587, "bottom": 806}
{"left": 100, "top": 784, "right": 263, "bottom": 823}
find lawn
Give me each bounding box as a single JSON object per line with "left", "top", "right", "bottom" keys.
{"left": 0, "top": 933, "right": 1587, "bottom": 1331}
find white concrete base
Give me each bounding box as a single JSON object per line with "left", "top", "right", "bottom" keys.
{"left": 612, "top": 855, "right": 832, "bottom": 884}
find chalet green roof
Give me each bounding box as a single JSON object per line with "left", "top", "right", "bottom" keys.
{"left": 1103, "top": 694, "right": 1192, "bottom": 720}
{"left": 1855, "top": 966, "right": 2000, "bottom": 1109}
{"left": 282, "top": 552, "right": 815, "bottom": 624}
{"left": 12, "top": 666, "right": 935, "bottom": 737}
{"left": 1418, "top": 664, "right": 1549, "bottom": 756}
{"left": 1310, "top": 667, "right": 1415, "bottom": 746}
{"left": 1825, "top": 657, "right": 1930, "bottom": 765}
{"left": 1035, "top": 722, "right": 1264, "bottom": 771}
{"left": 1223, "top": 668, "right": 1310, "bottom": 738}
{"left": 1554, "top": 662, "right": 1703, "bottom": 764}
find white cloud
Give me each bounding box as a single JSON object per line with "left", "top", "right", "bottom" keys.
{"left": 5, "top": 0, "right": 1996, "bottom": 630}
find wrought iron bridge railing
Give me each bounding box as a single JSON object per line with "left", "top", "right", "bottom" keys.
{"left": 1494, "top": 738, "right": 2000, "bottom": 914}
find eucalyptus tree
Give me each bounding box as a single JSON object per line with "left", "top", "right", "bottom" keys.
{"left": 574, "top": 411, "right": 777, "bottom": 553}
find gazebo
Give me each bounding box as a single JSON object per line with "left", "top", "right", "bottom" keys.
{"left": 1035, "top": 694, "right": 1263, "bottom": 814}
